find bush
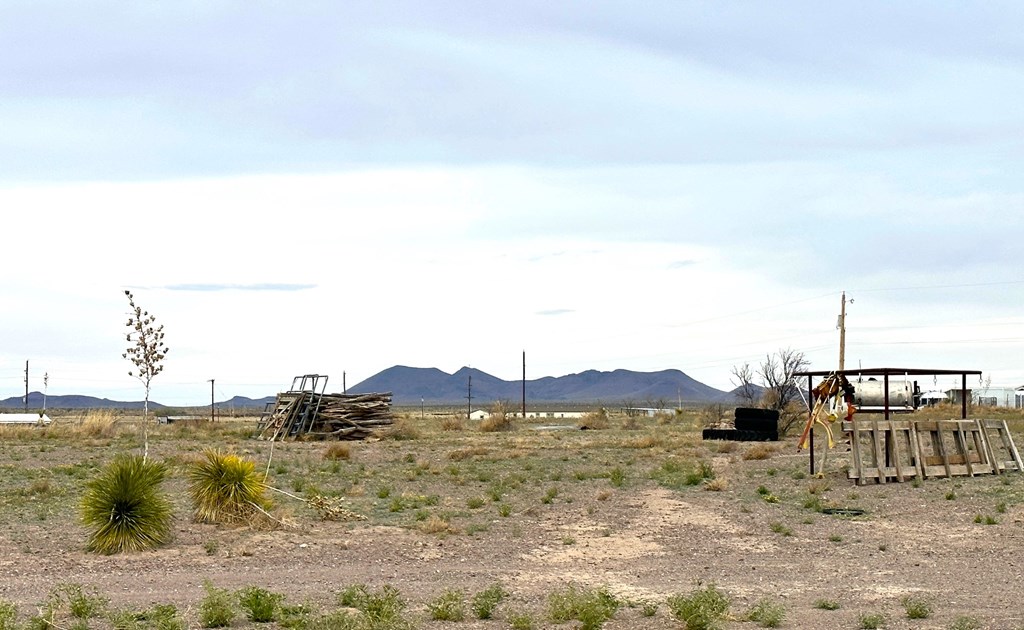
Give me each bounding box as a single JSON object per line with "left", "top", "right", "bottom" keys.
{"left": 666, "top": 584, "right": 730, "bottom": 630}
{"left": 471, "top": 584, "right": 507, "bottom": 619}
{"left": 323, "top": 444, "right": 350, "bottom": 461}
{"left": 188, "top": 450, "right": 270, "bottom": 525}
{"left": 480, "top": 401, "right": 514, "bottom": 432}
{"left": 80, "top": 455, "right": 173, "bottom": 554}
{"left": 901, "top": 595, "right": 932, "bottom": 619}
{"left": 0, "top": 601, "right": 17, "bottom": 630}
{"left": 858, "top": 612, "right": 885, "bottom": 629}
{"left": 199, "top": 582, "right": 236, "bottom": 628}
{"left": 427, "top": 589, "right": 465, "bottom": 621}
{"left": 548, "top": 585, "right": 619, "bottom": 630}
{"left": 237, "top": 586, "right": 284, "bottom": 623}
{"left": 746, "top": 599, "right": 785, "bottom": 628}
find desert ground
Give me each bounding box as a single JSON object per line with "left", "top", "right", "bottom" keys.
{"left": 1, "top": 407, "right": 1023, "bottom": 630}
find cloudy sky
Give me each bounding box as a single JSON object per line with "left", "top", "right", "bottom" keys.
{"left": 2, "top": 2, "right": 1022, "bottom": 406}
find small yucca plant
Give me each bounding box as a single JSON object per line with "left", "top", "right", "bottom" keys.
{"left": 188, "top": 450, "right": 270, "bottom": 525}
{"left": 80, "top": 454, "right": 173, "bottom": 554}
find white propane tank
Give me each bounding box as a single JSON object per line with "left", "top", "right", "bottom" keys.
{"left": 851, "top": 378, "right": 915, "bottom": 410}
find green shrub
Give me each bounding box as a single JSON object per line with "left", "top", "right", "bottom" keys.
{"left": 471, "top": 584, "right": 507, "bottom": 620}
{"left": 337, "top": 584, "right": 369, "bottom": 609}
{"left": 548, "top": 585, "right": 619, "bottom": 630}
{"left": 188, "top": 450, "right": 270, "bottom": 525}
{"left": 56, "top": 583, "right": 108, "bottom": 620}
{"left": 110, "top": 604, "right": 183, "bottom": 630}
{"left": 237, "top": 586, "right": 284, "bottom": 623}
{"left": 949, "top": 615, "right": 981, "bottom": 630}
{"left": 813, "top": 598, "right": 840, "bottom": 611}
{"left": 199, "top": 581, "right": 236, "bottom": 628}
{"left": 608, "top": 467, "right": 626, "bottom": 488}
{"left": 508, "top": 610, "right": 535, "bottom": 630}
{"left": 80, "top": 455, "right": 173, "bottom": 554}
{"left": 666, "top": 584, "right": 730, "bottom": 630}
{"left": 0, "top": 600, "right": 17, "bottom": 630}
{"left": 746, "top": 599, "right": 785, "bottom": 628}
{"left": 858, "top": 612, "right": 885, "bottom": 629}
{"left": 901, "top": 595, "right": 931, "bottom": 619}
{"left": 427, "top": 589, "right": 465, "bottom": 621}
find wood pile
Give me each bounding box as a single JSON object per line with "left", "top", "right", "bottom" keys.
{"left": 256, "top": 392, "right": 393, "bottom": 441}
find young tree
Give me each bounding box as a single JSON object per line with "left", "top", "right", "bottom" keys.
{"left": 123, "top": 290, "right": 169, "bottom": 458}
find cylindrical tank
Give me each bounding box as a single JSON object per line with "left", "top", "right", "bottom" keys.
{"left": 851, "top": 378, "right": 914, "bottom": 409}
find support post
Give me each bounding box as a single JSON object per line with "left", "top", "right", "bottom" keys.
{"left": 209, "top": 379, "right": 215, "bottom": 422}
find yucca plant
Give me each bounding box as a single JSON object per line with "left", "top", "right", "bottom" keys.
{"left": 80, "top": 455, "right": 173, "bottom": 554}
{"left": 188, "top": 450, "right": 270, "bottom": 525}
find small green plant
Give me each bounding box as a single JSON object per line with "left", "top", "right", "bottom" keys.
{"left": 746, "top": 599, "right": 785, "bottom": 628}
{"left": 666, "top": 584, "right": 730, "bottom": 630}
{"left": 80, "top": 455, "right": 173, "bottom": 554}
{"left": 360, "top": 585, "right": 411, "bottom": 629}
{"left": 548, "top": 585, "right": 619, "bottom": 630}
{"left": 945, "top": 490, "right": 957, "bottom": 500}
{"left": 769, "top": 522, "right": 792, "bottom": 537}
{"left": 685, "top": 461, "right": 716, "bottom": 486}
{"left": 858, "top": 612, "right": 885, "bottom": 629}
{"left": 199, "top": 581, "right": 236, "bottom": 628}
{"left": 204, "top": 540, "right": 219, "bottom": 555}
{"left": 948, "top": 615, "right": 981, "bottom": 630}
{"left": 562, "top": 535, "right": 576, "bottom": 545}
{"left": 640, "top": 600, "right": 658, "bottom": 617}
{"left": 996, "top": 501, "right": 1007, "bottom": 514}
{"left": 508, "top": 610, "right": 535, "bottom": 630}
{"left": 377, "top": 486, "right": 391, "bottom": 499}
{"left": 237, "top": 586, "right": 284, "bottom": 623}
{"left": 609, "top": 467, "right": 626, "bottom": 488}
{"left": 498, "top": 503, "right": 513, "bottom": 517}
{"left": 427, "top": 589, "right": 465, "bottom": 621}
{"left": 110, "top": 604, "right": 184, "bottom": 630}
{"left": 985, "top": 515, "right": 998, "bottom": 525}
{"left": 828, "top": 534, "right": 843, "bottom": 543}
{"left": 813, "top": 598, "right": 840, "bottom": 611}
{"left": 55, "top": 583, "right": 108, "bottom": 620}
{"left": 974, "top": 514, "right": 983, "bottom": 524}
{"left": 337, "top": 584, "right": 369, "bottom": 609}
{"left": 901, "top": 595, "right": 932, "bottom": 619}
{"left": 0, "top": 601, "right": 17, "bottom": 630}
{"left": 188, "top": 450, "right": 270, "bottom": 526}
{"left": 471, "top": 584, "right": 507, "bottom": 620}
{"left": 467, "top": 497, "right": 485, "bottom": 509}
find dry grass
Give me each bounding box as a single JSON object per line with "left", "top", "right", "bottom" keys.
{"left": 448, "top": 446, "right": 490, "bottom": 461}
{"left": 479, "top": 414, "right": 513, "bottom": 433}
{"left": 715, "top": 441, "right": 739, "bottom": 454}
{"left": 418, "top": 514, "right": 453, "bottom": 534}
{"left": 384, "top": 417, "right": 420, "bottom": 440}
{"left": 704, "top": 477, "right": 730, "bottom": 492}
{"left": 77, "top": 409, "right": 121, "bottom": 438}
{"left": 324, "top": 443, "right": 351, "bottom": 461}
{"left": 742, "top": 443, "right": 776, "bottom": 461}
{"left": 579, "top": 408, "right": 609, "bottom": 430}
{"left": 440, "top": 415, "right": 464, "bottom": 431}
{"left": 622, "top": 435, "right": 662, "bottom": 449}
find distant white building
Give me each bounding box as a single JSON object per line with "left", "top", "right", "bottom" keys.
{"left": 956, "top": 387, "right": 1022, "bottom": 408}
{"left": 0, "top": 413, "right": 51, "bottom": 425}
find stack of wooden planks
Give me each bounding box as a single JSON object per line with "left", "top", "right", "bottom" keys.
{"left": 256, "top": 392, "right": 393, "bottom": 441}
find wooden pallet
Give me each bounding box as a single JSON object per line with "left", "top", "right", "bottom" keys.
{"left": 842, "top": 418, "right": 1023, "bottom": 485}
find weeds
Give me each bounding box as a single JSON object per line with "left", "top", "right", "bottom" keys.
{"left": 0, "top": 601, "right": 15, "bottom": 630}
{"left": 901, "top": 595, "right": 932, "bottom": 619}
{"left": 324, "top": 444, "right": 350, "bottom": 461}
{"left": 471, "top": 584, "right": 507, "bottom": 620}
{"left": 508, "top": 610, "right": 535, "bottom": 630}
{"left": 199, "top": 581, "right": 236, "bottom": 628}
{"left": 813, "top": 599, "right": 840, "bottom": 610}
{"left": 666, "top": 584, "right": 730, "bottom": 630}
{"left": 427, "top": 589, "right": 465, "bottom": 621}
{"left": 949, "top": 615, "right": 981, "bottom": 630}
{"left": 769, "top": 522, "right": 792, "bottom": 537}
{"left": 237, "top": 586, "right": 284, "bottom": 623}
{"left": 548, "top": 584, "right": 619, "bottom": 630}
{"left": 746, "top": 599, "right": 785, "bottom": 628}
{"left": 858, "top": 612, "right": 885, "bottom": 629}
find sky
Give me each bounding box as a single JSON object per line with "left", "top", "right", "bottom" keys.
{"left": 2, "top": 2, "right": 1023, "bottom": 406}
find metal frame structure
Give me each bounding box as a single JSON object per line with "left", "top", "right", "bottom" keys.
{"left": 793, "top": 367, "right": 983, "bottom": 474}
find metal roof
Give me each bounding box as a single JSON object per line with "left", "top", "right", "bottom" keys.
{"left": 793, "top": 367, "right": 982, "bottom": 378}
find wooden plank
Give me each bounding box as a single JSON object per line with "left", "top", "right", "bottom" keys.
{"left": 872, "top": 419, "right": 886, "bottom": 484}
{"left": 934, "top": 425, "right": 953, "bottom": 479}
{"left": 888, "top": 420, "right": 904, "bottom": 482}
{"left": 849, "top": 418, "right": 864, "bottom": 484}
{"left": 955, "top": 421, "right": 976, "bottom": 477}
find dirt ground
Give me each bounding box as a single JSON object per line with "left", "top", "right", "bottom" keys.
{"left": 2, "top": 413, "right": 1024, "bottom": 629}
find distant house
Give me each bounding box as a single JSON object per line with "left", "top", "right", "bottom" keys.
{"left": 468, "top": 409, "right": 490, "bottom": 421}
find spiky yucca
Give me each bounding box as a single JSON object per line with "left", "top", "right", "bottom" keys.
{"left": 188, "top": 450, "right": 270, "bottom": 525}
{"left": 80, "top": 455, "right": 173, "bottom": 554}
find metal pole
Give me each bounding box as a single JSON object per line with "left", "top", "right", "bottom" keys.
{"left": 522, "top": 351, "right": 526, "bottom": 420}
{"left": 838, "top": 291, "right": 847, "bottom": 372}
{"left": 209, "top": 379, "right": 215, "bottom": 421}
{"left": 808, "top": 375, "right": 815, "bottom": 475}
{"left": 24, "top": 360, "right": 28, "bottom": 412}
{"left": 961, "top": 373, "right": 968, "bottom": 419}
{"left": 467, "top": 374, "right": 472, "bottom": 420}
{"left": 343, "top": 371, "right": 347, "bottom": 394}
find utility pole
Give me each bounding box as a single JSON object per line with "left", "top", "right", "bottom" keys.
{"left": 209, "top": 379, "right": 215, "bottom": 422}
{"left": 522, "top": 350, "right": 526, "bottom": 420}
{"left": 43, "top": 372, "right": 48, "bottom": 412}
{"left": 24, "top": 360, "right": 28, "bottom": 412}
{"left": 838, "top": 291, "right": 852, "bottom": 371}
{"left": 466, "top": 374, "right": 473, "bottom": 420}
{"left": 343, "top": 371, "right": 347, "bottom": 394}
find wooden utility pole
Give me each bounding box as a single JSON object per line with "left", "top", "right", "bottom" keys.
{"left": 209, "top": 379, "right": 215, "bottom": 421}
{"left": 522, "top": 351, "right": 526, "bottom": 420}
{"left": 24, "top": 360, "right": 28, "bottom": 412}
{"left": 466, "top": 374, "right": 473, "bottom": 420}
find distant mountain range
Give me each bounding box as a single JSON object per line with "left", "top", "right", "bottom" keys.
{"left": 1, "top": 367, "right": 752, "bottom": 409}
{"left": 349, "top": 365, "right": 745, "bottom": 405}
